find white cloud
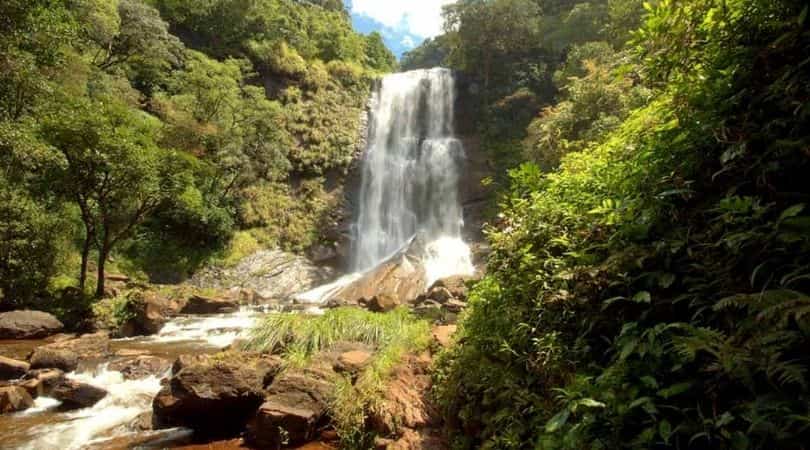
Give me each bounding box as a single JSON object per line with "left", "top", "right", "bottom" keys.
{"left": 351, "top": 0, "right": 454, "bottom": 38}
{"left": 401, "top": 36, "right": 416, "bottom": 49}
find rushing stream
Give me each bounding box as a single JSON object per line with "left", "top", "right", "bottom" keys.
{"left": 0, "top": 68, "right": 474, "bottom": 449}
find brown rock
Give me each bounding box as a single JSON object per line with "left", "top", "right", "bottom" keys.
{"left": 22, "top": 368, "right": 64, "bottom": 396}
{"left": 152, "top": 359, "right": 268, "bottom": 436}
{"left": 108, "top": 356, "right": 171, "bottom": 380}
{"left": 17, "top": 377, "right": 43, "bottom": 398}
{"left": 41, "top": 331, "right": 111, "bottom": 359}
{"left": 0, "top": 386, "right": 33, "bottom": 414}
{"left": 120, "top": 291, "right": 176, "bottom": 336}
{"left": 368, "top": 355, "right": 436, "bottom": 437}
{"left": 0, "top": 356, "right": 30, "bottom": 380}
{"left": 442, "top": 299, "right": 467, "bottom": 314}
{"left": 0, "top": 310, "right": 64, "bottom": 339}
{"left": 105, "top": 273, "right": 131, "bottom": 283}
{"left": 180, "top": 295, "right": 239, "bottom": 315}
{"left": 431, "top": 325, "right": 457, "bottom": 348}
{"left": 427, "top": 287, "right": 453, "bottom": 304}
{"left": 246, "top": 365, "right": 335, "bottom": 448}
{"left": 333, "top": 350, "right": 372, "bottom": 374}
{"left": 52, "top": 379, "right": 107, "bottom": 409}
{"left": 29, "top": 348, "right": 79, "bottom": 372}
{"left": 367, "top": 294, "right": 401, "bottom": 313}
{"left": 429, "top": 276, "right": 473, "bottom": 301}
{"left": 330, "top": 252, "right": 427, "bottom": 310}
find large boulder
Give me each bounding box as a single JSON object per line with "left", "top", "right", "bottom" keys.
{"left": 152, "top": 356, "right": 278, "bottom": 436}
{"left": 0, "top": 386, "right": 33, "bottom": 414}
{"left": 119, "top": 291, "right": 180, "bottom": 336}
{"left": 180, "top": 294, "right": 239, "bottom": 315}
{"left": 246, "top": 365, "right": 335, "bottom": 448}
{"left": 29, "top": 348, "right": 79, "bottom": 372}
{"left": 330, "top": 254, "right": 427, "bottom": 309}
{"left": 51, "top": 379, "right": 108, "bottom": 409}
{"left": 44, "top": 331, "right": 111, "bottom": 358}
{"left": 108, "top": 356, "right": 171, "bottom": 380}
{"left": 29, "top": 331, "right": 112, "bottom": 371}
{"left": 189, "top": 249, "right": 336, "bottom": 301}
{"left": 0, "top": 356, "right": 29, "bottom": 380}
{"left": 0, "top": 310, "right": 64, "bottom": 339}
{"left": 21, "top": 369, "right": 64, "bottom": 397}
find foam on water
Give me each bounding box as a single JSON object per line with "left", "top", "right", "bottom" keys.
{"left": 20, "top": 366, "right": 165, "bottom": 450}
{"left": 423, "top": 235, "right": 476, "bottom": 287}
{"left": 143, "top": 307, "right": 260, "bottom": 348}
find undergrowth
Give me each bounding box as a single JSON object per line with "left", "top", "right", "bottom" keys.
{"left": 436, "top": 1, "right": 810, "bottom": 449}
{"left": 242, "top": 307, "right": 431, "bottom": 448}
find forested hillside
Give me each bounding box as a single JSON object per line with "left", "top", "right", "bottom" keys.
{"left": 0, "top": 0, "right": 394, "bottom": 311}
{"left": 403, "top": 0, "right": 810, "bottom": 448}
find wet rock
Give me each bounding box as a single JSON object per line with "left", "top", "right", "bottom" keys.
{"left": 431, "top": 325, "right": 457, "bottom": 348}
{"left": 332, "top": 254, "right": 427, "bottom": 309}
{"left": 429, "top": 276, "right": 473, "bottom": 301}
{"left": 22, "top": 368, "right": 64, "bottom": 396}
{"left": 189, "top": 249, "right": 336, "bottom": 301}
{"left": 42, "top": 331, "right": 112, "bottom": 359}
{"left": 52, "top": 379, "right": 107, "bottom": 409}
{"left": 180, "top": 294, "right": 239, "bottom": 315}
{"left": 246, "top": 365, "right": 335, "bottom": 448}
{"left": 130, "top": 411, "right": 154, "bottom": 431}
{"left": 0, "top": 356, "right": 30, "bottom": 380}
{"left": 170, "top": 354, "right": 209, "bottom": 375}
{"left": 108, "top": 356, "right": 171, "bottom": 380}
{"left": 0, "top": 310, "right": 64, "bottom": 339}
{"left": 17, "top": 378, "right": 42, "bottom": 398}
{"left": 119, "top": 291, "right": 179, "bottom": 336}
{"left": 152, "top": 358, "right": 269, "bottom": 436}
{"left": 0, "top": 385, "right": 33, "bottom": 414}
{"left": 29, "top": 348, "right": 79, "bottom": 372}
{"left": 333, "top": 350, "right": 372, "bottom": 374}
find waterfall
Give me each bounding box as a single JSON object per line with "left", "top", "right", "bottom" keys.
{"left": 351, "top": 68, "right": 473, "bottom": 285}
{"left": 295, "top": 68, "right": 474, "bottom": 304}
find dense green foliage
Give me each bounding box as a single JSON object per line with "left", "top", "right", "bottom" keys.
{"left": 0, "top": 0, "right": 394, "bottom": 313}
{"left": 431, "top": 0, "right": 810, "bottom": 449}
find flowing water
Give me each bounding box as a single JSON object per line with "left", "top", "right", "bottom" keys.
{"left": 0, "top": 68, "right": 474, "bottom": 448}
{"left": 352, "top": 68, "right": 473, "bottom": 281}
{"left": 298, "top": 68, "right": 475, "bottom": 303}
{"left": 0, "top": 309, "right": 261, "bottom": 449}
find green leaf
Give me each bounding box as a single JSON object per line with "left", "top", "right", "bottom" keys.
{"left": 575, "top": 398, "right": 606, "bottom": 410}
{"left": 659, "top": 420, "right": 672, "bottom": 443}
{"left": 632, "top": 291, "right": 652, "bottom": 303}
{"left": 779, "top": 204, "right": 805, "bottom": 222}
{"left": 799, "top": 6, "right": 808, "bottom": 25}
{"left": 658, "top": 382, "right": 693, "bottom": 399}
{"left": 545, "top": 408, "right": 570, "bottom": 433}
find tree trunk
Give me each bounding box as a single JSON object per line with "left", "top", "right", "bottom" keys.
{"left": 79, "top": 234, "right": 92, "bottom": 292}
{"left": 95, "top": 236, "right": 109, "bottom": 299}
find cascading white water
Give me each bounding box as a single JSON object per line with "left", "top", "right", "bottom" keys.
{"left": 351, "top": 68, "right": 473, "bottom": 284}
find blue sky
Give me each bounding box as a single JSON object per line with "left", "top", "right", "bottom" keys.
{"left": 346, "top": 0, "right": 453, "bottom": 58}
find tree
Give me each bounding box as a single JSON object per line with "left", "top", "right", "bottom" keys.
{"left": 42, "top": 98, "right": 184, "bottom": 297}
{"left": 363, "top": 32, "right": 397, "bottom": 72}
{"left": 94, "top": 0, "right": 180, "bottom": 71}
{"left": 0, "top": 178, "right": 61, "bottom": 306}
